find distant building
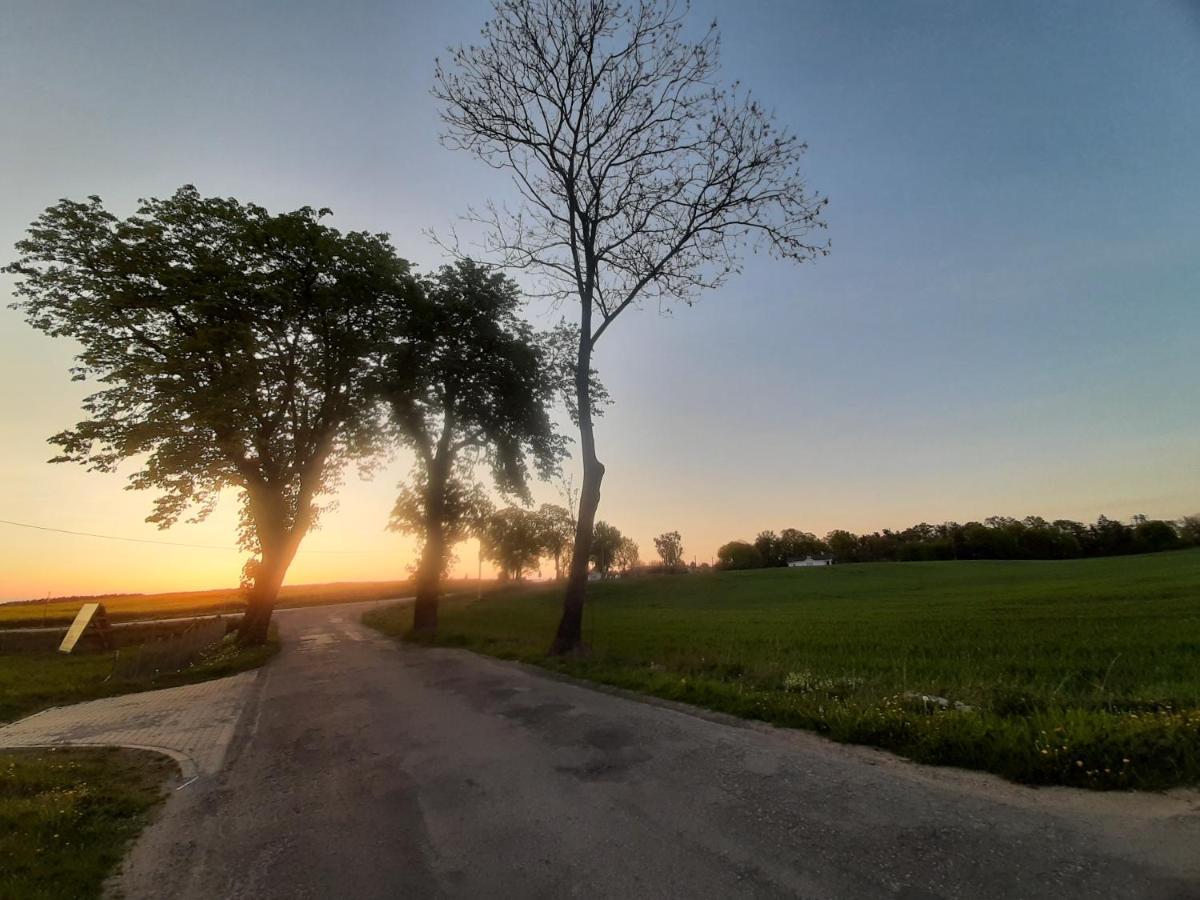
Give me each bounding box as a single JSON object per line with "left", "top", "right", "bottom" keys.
{"left": 787, "top": 556, "right": 833, "bottom": 568}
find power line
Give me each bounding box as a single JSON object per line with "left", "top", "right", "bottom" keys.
{"left": 0, "top": 518, "right": 373, "bottom": 554}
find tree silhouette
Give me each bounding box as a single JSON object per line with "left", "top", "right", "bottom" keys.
{"left": 537, "top": 503, "right": 577, "bottom": 580}
{"left": 6, "top": 187, "right": 415, "bottom": 642}
{"left": 480, "top": 505, "right": 546, "bottom": 581}
{"left": 654, "top": 531, "right": 684, "bottom": 569}
{"left": 435, "top": 0, "right": 828, "bottom": 652}
{"left": 377, "top": 260, "right": 562, "bottom": 633}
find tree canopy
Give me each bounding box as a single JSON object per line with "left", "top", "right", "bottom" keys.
{"left": 615, "top": 536, "right": 640, "bottom": 574}
{"left": 537, "top": 503, "right": 576, "bottom": 580}
{"left": 717, "top": 541, "right": 764, "bottom": 571}
{"left": 377, "top": 259, "right": 563, "bottom": 631}
{"left": 720, "top": 513, "right": 1196, "bottom": 568}
{"left": 479, "top": 506, "right": 545, "bottom": 581}
{"left": 589, "top": 521, "right": 624, "bottom": 577}
{"left": 654, "top": 531, "right": 684, "bottom": 569}
{"left": 6, "top": 186, "right": 415, "bottom": 641}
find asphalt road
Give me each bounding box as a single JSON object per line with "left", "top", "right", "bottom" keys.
{"left": 116, "top": 601, "right": 1200, "bottom": 899}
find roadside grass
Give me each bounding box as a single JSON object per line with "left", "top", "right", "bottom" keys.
{"left": 0, "top": 633, "right": 278, "bottom": 724}
{"left": 364, "top": 550, "right": 1200, "bottom": 790}
{"left": 0, "top": 746, "right": 175, "bottom": 900}
{"left": 0, "top": 578, "right": 460, "bottom": 629}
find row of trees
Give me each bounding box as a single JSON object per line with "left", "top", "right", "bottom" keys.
{"left": 717, "top": 515, "right": 1200, "bottom": 569}
{"left": 476, "top": 504, "right": 574, "bottom": 581}
{"left": 11, "top": 0, "right": 826, "bottom": 652}
{"left": 475, "top": 506, "right": 649, "bottom": 581}
{"left": 7, "top": 188, "right": 569, "bottom": 643}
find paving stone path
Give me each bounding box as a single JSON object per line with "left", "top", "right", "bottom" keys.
{"left": 0, "top": 670, "right": 258, "bottom": 780}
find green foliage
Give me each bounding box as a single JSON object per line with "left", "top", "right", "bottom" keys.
{"left": 653, "top": 531, "right": 684, "bottom": 568}
{"left": 0, "top": 747, "right": 176, "bottom": 900}
{"left": 388, "top": 470, "right": 492, "bottom": 566}
{"left": 716, "top": 540, "right": 762, "bottom": 570}
{"left": 6, "top": 187, "right": 416, "bottom": 627}
{"left": 479, "top": 506, "right": 544, "bottom": 581}
{"left": 536, "top": 503, "right": 576, "bottom": 579}
{"left": 589, "top": 521, "right": 624, "bottom": 577}
{"left": 1135, "top": 519, "right": 1180, "bottom": 553}
{"left": 543, "top": 320, "right": 610, "bottom": 426}
{"left": 380, "top": 259, "right": 563, "bottom": 501}
{"left": 753, "top": 529, "right": 826, "bottom": 566}
{"left": 1179, "top": 514, "right": 1200, "bottom": 546}
{"left": 379, "top": 260, "right": 564, "bottom": 591}
{"left": 730, "top": 513, "right": 1198, "bottom": 567}
{"left": 366, "top": 550, "right": 1200, "bottom": 790}
{"left": 615, "top": 536, "right": 640, "bottom": 573}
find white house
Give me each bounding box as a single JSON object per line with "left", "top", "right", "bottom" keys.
{"left": 787, "top": 556, "right": 833, "bottom": 568}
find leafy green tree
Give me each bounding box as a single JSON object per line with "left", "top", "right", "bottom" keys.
{"left": 589, "top": 521, "right": 624, "bottom": 578}
{"left": 778, "top": 528, "right": 829, "bottom": 562}
{"left": 6, "top": 186, "right": 414, "bottom": 643}
{"left": 388, "top": 473, "right": 492, "bottom": 577}
{"left": 377, "top": 260, "right": 562, "bottom": 633}
{"left": 1134, "top": 519, "right": 1180, "bottom": 553}
{"left": 616, "top": 536, "right": 640, "bottom": 574}
{"left": 753, "top": 531, "right": 781, "bottom": 567}
{"left": 825, "top": 530, "right": 859, "bottom": 563}
{"left": 435, "top": 0, "right": 828, "bottom": 654}
{"left": 717, "top": 541, "right": 763, "bottom": 570}
{"left": 537, "top": 503, "right": 576, "bottom": 580}
{"left": 480, "top": 506, "right": 545, "bottom": 581}
{"left": 653, "top": 531, "right": 684, "bottom": 569}
{"left": 1088, "top": 515, "right": 1135, "bottom": 556}
{"left": 1178, "top": 514, "right": 1200, "bottom": 547}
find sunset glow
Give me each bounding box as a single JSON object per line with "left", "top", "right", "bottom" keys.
{"left": 2, "top": 0, "right": 1197, "bottom": 601}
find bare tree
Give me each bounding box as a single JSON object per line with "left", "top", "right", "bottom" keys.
{"left": 435, "top": 0, "right": 828, "bottom": 653}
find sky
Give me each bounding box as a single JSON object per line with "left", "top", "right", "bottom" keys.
{"left": 0, "top": 1, "right": 1197, "bottom": 600}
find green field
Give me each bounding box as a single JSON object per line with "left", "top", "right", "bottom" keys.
{"left": 0, "top": 747, "right": 175, "bottom": 900}
{"left": 0, "top": 634, "right": 278, "bottom": 724}
{"left": 0, "top": 579, "right": 434, "bottom": 629}
{"left": 365, "top": 550, "right": 1200, "bottom": 790}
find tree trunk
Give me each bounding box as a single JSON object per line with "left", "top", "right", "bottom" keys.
{"left": 553, "top": 445, "right": 602, "bottom": 654}
{"left": 552, "top": 323, "right": 603, "bottom": 655}
{"left": 238, "top": 540, "right": 293, "bottom": 645}
{"left": 412, "top": 519, "right": 445, "bottom": 635}
{"left": 412, "top": 451, "right": 451, "bottom": 636}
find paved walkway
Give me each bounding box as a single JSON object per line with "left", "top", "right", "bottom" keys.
{"left": 0, "top": 669, "right": 258, "bottom": 780}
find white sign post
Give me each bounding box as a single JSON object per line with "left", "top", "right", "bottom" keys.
{"left": 59, "top": 602, "right": 113, "bottom": 653}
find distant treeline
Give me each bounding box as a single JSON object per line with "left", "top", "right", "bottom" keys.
{"left": 718, "top": 514, "right": 1200, "bottom": 568}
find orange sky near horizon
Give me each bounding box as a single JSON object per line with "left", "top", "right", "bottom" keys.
{"left": 2, "top": 334, "right": 1195, "bottom": 602}
{"left": 2, "top": 0, "right": 1198, "bottom": 602}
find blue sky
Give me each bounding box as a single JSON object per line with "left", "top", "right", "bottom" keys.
{"left": 0, "top": 1, "right": 1197, "bottom": 597}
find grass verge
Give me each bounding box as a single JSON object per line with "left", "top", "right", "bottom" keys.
{"left": 0, "top": 633, "right": 278, "bottom": 724}
{"left": 0, "top": 746, "right": 175, "bottom": 900}
{"left": 364, "top": 551, "right": 1200, "bottom": 791}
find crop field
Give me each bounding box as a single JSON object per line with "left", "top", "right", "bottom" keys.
{"left": 0, "top": 579, "right": 436, "bottom": 628}
{"left": 365, "top": 550, "right": 1200, "bottom": 790}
